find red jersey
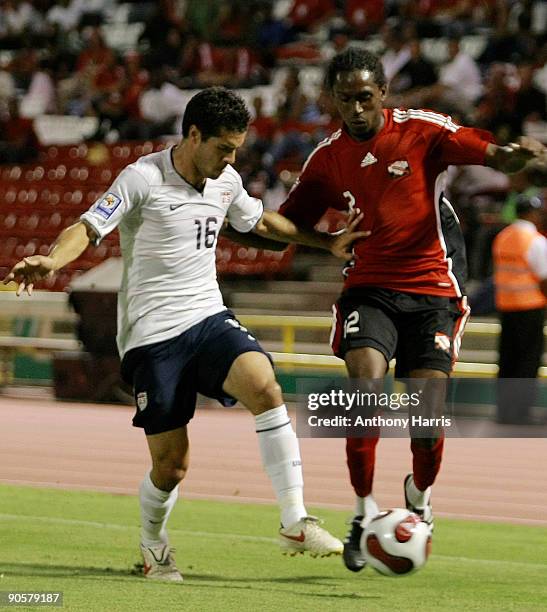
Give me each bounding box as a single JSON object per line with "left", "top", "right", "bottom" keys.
{"left": 279, "top": 108, "right": 494, "bottom": 297}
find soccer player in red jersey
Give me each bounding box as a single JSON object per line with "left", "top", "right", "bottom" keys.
{"left": 278, "top": 48, "right": 547, "bottom": 572}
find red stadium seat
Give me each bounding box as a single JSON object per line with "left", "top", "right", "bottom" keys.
{"left": 216, "top": 237, "right": 294, "bottom": 277}
{"left": 0, "top": 166, "right": 22, "bottom": 181}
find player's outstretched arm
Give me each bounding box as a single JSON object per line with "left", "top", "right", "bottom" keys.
{"left": 253, "top": 208, "right": 370, "bottom": 260}
{"left": 220, "top": 223, "right": 288, "bottom": 251}
{"left": 486, "top": 136, "right": 547, "bottom": 178}
{"left": 2, "top": 221, "right": 95, "bottom": 296}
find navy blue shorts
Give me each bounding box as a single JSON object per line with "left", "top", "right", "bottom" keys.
{"left": 120, "top": 310, "right": 272, "bottom": 435}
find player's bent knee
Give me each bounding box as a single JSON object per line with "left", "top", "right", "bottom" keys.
{"left": 250, "top": 378, "right": 283, "bottom": 414}
{"left": 153, "top": 459, "right": 189, "bottom": 489}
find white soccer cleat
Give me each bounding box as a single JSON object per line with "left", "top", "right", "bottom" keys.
{"left": 404, "top": 474, "right": 434, "bottom": 531}
{"left": 140, "top": 543, "right": 183, "bottom": 582}
{"left": 279, "top": 516, "right": 344, "bottom": 557}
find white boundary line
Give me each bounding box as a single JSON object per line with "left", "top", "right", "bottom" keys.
{"left": 1, "top": 513, "right": 546, "bottom": 571}
{"left": 1, "top": 479, "right": 547, "bottom": 527}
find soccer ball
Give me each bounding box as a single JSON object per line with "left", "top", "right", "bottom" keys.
{"left": 361, "top": 508, "right": 432, "bottom": 576}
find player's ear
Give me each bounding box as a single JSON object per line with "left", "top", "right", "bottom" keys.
{"left": 189, "top": 124, "right": 202, "bottom": 145}
{"left": 380, "top": 85, "right": 387, "bottom": 101}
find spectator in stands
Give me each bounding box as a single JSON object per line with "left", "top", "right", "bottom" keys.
{"left": 276, "top": 66, "right": 319, "bottom": 125}
{"left": 0, "top": 56, "right": 15, "bottom": 114}
{"left": 55, "top": 54, "right": 89, "bottom": 116}
{"left": 380, "top": 21, "right": 411, "bottom": 83}
{"left": 262, "top": 66, "right": 323, "bottom": 169}
{"left": 401, "top": 0, "right": 475, "bottom": 37}
{"left": 386, "top": 37, "right": 437, "bottom": 107}
{"left": 473, "top": 63, "right": 516, "bottom": 139}
{"left": 248, "top": 95, "right": 278, "bottom": 147}
{"left": 19, "top": 57, "right": 57, "bottom": 118}
{"left": 119, "top": 70, "right": 178, "bottom": 140}
{"left": 76, "top": 27, "right": 114, "bottom": 74}
{"left": 507, "top": 0, "right": 547, "bottom": 36}
{"left": 511, "top": 60, "right": 547, "bottom": 137}
{"left": 479, "top": 2, "right": 539, "bottom": 66}
{"left": 493, "top": 193, "right": 547, "bottom": 424}
{"left": 286, "top": 0, "right": 335, "bottom": 34}
{"left": 90, "top": 52, "right": 124, "bottom": 98}
{"left": 345, "top": 0, "right": 385, "bottom": 38}
{"left": 423, "top": 34, "right": 482, "bottom": 116}
{"left": 138, "top": 3, "right": 175, "bottom": 49}
{"left": 252, "top": 1, "right": 291, "bottom": 55}
{"left": 121, "top": 50, "right": 149, "bottom": 122}
{"left": 87, "top": 55, "right": 129, "bottom": 141}
{"left": 184, "top": 0, "right": 222, "bottom": 40}
{"left": 227, "top": 45, "right": 269, "bottom": 89}
{"left": 46, "top": 0, "right": 82, "bottom": 33}
{"left": 0, "top": 97, "right": 39, "bottom": 163}
{"left": 77, "top": 0, "right": 111, "bottom": 28}
{"left": 146, "top": 25, "right": 184, "bottom": 77}
{"left": 215, "top": 1, "right": 251, "bottom": 46}
{"left": 533, "top": 45, "right": 547, "bottom": 95}
{"left": 179, "top": 35, "right": 231, "bottom": 88}
{"left": 501, "top": 166, "right": 545, "bottom": 224}
{"left": 0, "top": 0, "right": 38, "bottom": 48}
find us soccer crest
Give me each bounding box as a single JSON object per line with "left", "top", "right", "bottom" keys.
{"left": 136, "top": 391, "right": 148, "bottom": 411}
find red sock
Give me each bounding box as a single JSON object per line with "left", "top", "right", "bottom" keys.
{"left": 410, "top": 433, "right": 445, "bottom": 491}
{"left": 346, "top": 432, "right": 380, "bottom": 498}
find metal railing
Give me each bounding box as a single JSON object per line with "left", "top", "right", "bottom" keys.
{"left": 238, "top": 314, "right": 547, "bottom": 378}
{"left": 0, "top": 297, "right": 545, "bottom": 380}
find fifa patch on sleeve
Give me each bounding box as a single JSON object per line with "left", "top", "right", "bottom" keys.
{"left": 95, "top": 193, "right": 122, "bottom": 219}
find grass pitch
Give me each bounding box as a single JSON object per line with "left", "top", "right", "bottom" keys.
{"left": 0, "top": 484, "right": 546, "bottom": 611}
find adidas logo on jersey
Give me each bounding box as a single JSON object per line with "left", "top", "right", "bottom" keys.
{"left": 387, "top": 160, "right": 410, "bottom": 176}
{"left": 360, "top": 152, "right": 378, "bottom": 167}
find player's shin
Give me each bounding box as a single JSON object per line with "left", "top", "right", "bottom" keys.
{"left": 255, "top": 405, "right": 307, "bottom": 528}
{"left": 410, "top": 433, "right": 445, "bottom": 492}
{"left": 139, "top": 471, "right": 179, "bottom": 547}
{"left": 346, "top": 432, "right": 380, "bottom": 499}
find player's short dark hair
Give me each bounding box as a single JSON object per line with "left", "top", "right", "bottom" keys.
{"left": 325, "top": 48, "right": 387, "bottom": 90}
{"left": 182, "top": 87, "right": 251, "bottom": 140}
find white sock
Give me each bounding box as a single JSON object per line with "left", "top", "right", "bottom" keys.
{"left": 355, "top": 494, "right": 379, "bottom": 520}
{"left": 255, "top": 405, "right": 307, "bottom": 528}
{"left": 139, "top": 471, "right": 179, "bottom": 547}
{"left": 407, "top": 476, "right": 431, "bottom": 508}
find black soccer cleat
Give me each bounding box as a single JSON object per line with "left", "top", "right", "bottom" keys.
{"left": 342, "top": 515, "right": 367, "bottom": 572}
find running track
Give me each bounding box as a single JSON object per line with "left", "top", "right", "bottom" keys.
{"left": 1, "top": 397, "right": 546, "bottom": 526}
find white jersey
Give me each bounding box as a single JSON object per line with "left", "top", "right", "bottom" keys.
{"left": 80, "top": 147, "right": 263, "bottom": 357}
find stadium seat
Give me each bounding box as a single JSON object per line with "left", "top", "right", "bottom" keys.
{"left": 216, "top": 237, "right": 294, "bottom": 277}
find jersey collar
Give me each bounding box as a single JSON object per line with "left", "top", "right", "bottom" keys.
{"left": 167, "top": 146, "right": 206, "bottom": 194}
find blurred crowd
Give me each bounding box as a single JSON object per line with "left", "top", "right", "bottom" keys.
{"left": 0, "top": 0, "right": 546, "bottom": 280}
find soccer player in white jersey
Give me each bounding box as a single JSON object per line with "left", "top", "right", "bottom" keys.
{"left": 4, "top": 87, "right": 368, "bottom": 582}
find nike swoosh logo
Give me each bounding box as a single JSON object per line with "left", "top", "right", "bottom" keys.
{"left": 281, "top": 530, "right": 306, "bottom": 543}
{"left": 169, "top": 203, "right": 185, "bottom": 211}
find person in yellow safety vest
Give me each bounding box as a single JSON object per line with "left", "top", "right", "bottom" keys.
{"left": 492, "top": 194, "right": 547, "bottom": 424}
